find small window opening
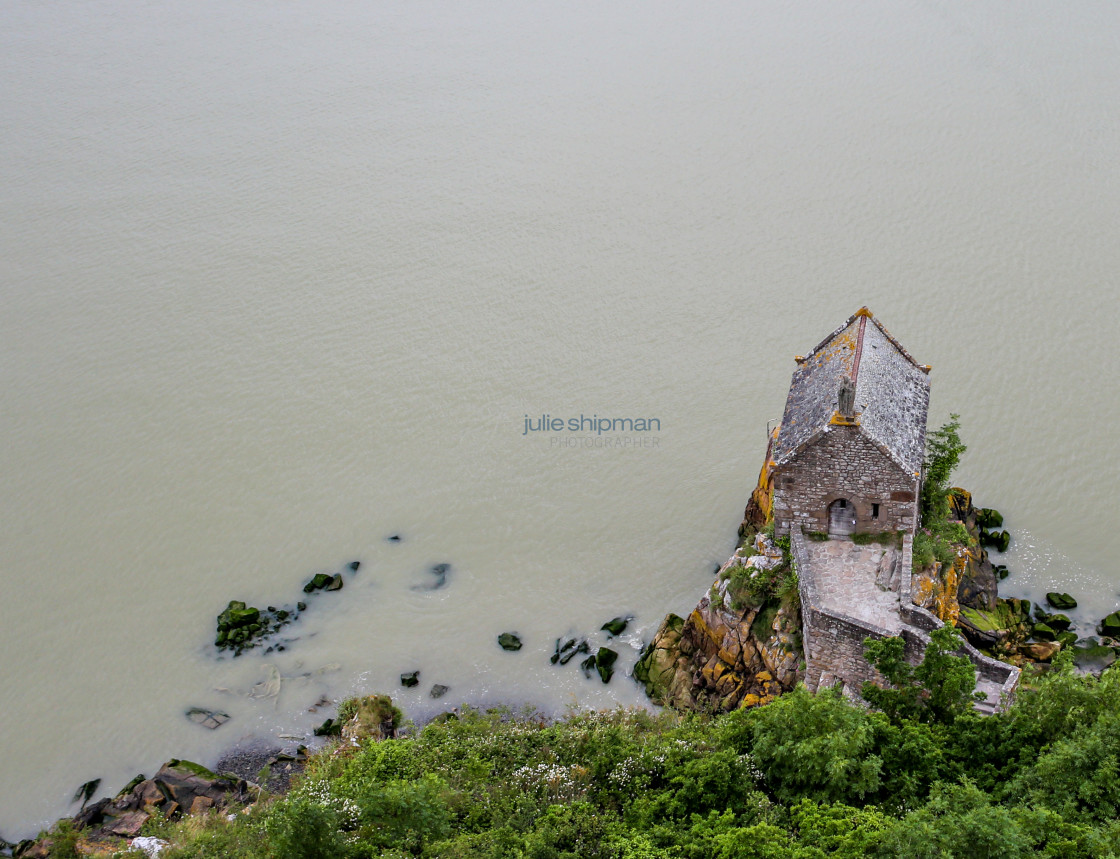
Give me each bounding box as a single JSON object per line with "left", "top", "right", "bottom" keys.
{"left": 838, "top": 499, "right": 846, "bottom": 508}
{"left": 872, "top": 503, "right": 880, "bottom": 518}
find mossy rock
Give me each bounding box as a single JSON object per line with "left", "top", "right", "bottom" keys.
{"left": 601, "top": 616, "right": 631, "bottom": 637}
{"left": 163, "top": 759, "right": 220, "bottom": 781}
{"left": 1056, "top": 630, "right": 1078, "bottom": 648}
{"left": 977, "top": 508, "right": 1004, "bottom": 529}
{"left": 1032, "top": 623, "right": 1058, "bottom": 642}
{"left": 594, "top": 647, "right": 619, "bottom": 684}
{"left": 1045, "top": 613, "right": 1072, "bottom": 632}
{"left": 303, "top": 573, "right": 333, "bottom": 593}
{"left": 1098, "top": 612, "right": 1120, "bottom": 638}
{"left": 497, "top": 633, "right": 523, "bottom": 652}
{"left": 1046, "top": 592, "right": 1078, "bottom": 611}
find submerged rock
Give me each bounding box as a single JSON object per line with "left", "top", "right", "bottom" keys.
{"left": 497, "top": 633, "right": 522, "bottom": 651}
{"left": 413, "top": 563, "right": 451, "bottom": 591}
{"left": 1046, "top": 592, "right": 1078, "bottom": 611}
{"left": 601, "top": 616, "right": 632, "bottom": 637}
{"left": 551, "top": 637, "right": 589, "bottom": 665}
{"left": 72, "top": 778, "right": 101, "bottom": 807}
{"left": 186, "top": 708, "right": 230, "bottom": 730}
{"left": 430, "top": 684, "right": 449, "bottom": 699}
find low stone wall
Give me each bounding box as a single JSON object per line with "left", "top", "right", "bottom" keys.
{"left": 792, "top": 527, "right": 1020, "bottom": 711}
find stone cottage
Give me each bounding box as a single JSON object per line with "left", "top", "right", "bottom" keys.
{"left": 770, "top": 307, "right": 931, "bottom": 539}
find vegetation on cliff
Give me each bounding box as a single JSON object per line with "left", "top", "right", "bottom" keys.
{"left": 24, "top": 649, "right": 1120, "bottom": 859}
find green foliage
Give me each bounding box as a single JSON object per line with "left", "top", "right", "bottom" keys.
{"left": 921, "top": 414, "right": 966, "bottom": 523}
{"left": 261, "top": 795, "right": 350, "bottom": 859}
{"left": 104, "top": 665, "right": 1120, "bottom": 859}
{"left": 43, "top": 819, "right": 80, "bottom": 859}
{"left": 875, "top": 780, "right": 1031, "bottom": 859}
{"left": 723, "top": 686, "right": 883, "bottom": 805}
{"left": 862, "top": 626, "right": 982, "bottom": 725}
{"left": 723, "top": 539, "right": 795, "bottom": 612}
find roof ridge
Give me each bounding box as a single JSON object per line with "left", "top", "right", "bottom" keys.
{"left": 800, "top": 308, "right": 930, "bottom": 374}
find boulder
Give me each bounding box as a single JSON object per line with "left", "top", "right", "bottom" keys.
{"left": 497, "top": 633, "right": 522, "bottom": 652}
{"left": 325, "top": 574, "right": 344, "bottom": 592}
{"left": 601, "top": 616, "right": 632, "bottom": 637}
{"left": 1044, "top": 614, "right": 1072, "bottom": 632}
{"left": 1098, "top": 612, "right": 1120, "bottom": 638}
{"left": 430, "top": 684, "right": 449, "bottom": 699}
{"left": 1046, "top": 592, "right": 1078, "bottom": 611}
{"left": 594, "top": 648, "right": 619, "bottom": 683}
{"left": 1032, "top": 623, "right": 1057, "bottom": 642}
{"left": 400, "top": 671, "right": 420, "bottom": 688}
{"left": 1021, "top": 641, "right": 1061, "bottom": 662}
{"left": 976, "top": 508, "right": 1004, "bottom": 529}
{"left": 303, "top": 573, "right": 333, "bottom": 593}
{"left": 105, "top": 811, "right": 150, "bottom": 838}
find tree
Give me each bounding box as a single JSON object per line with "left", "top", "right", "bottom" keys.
{"left": 921, "top": 414, "right": 966, "bottom": 522}
{"left": 862, "top": 625, "right": 982, "bottom": 725}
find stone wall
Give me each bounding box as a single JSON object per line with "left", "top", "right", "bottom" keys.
{"left": 792, "top": 527, "right": 1020, "bottom": 712}
{"left": 773, "top": 425, "right": 919, "bottom": 537}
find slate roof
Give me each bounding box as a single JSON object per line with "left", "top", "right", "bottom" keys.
{"left": 771, "top": 309, "right": 931, "bottom": 475}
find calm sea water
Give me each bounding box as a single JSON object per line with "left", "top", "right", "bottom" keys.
{"left": 3, "top": 0, "right": 1120, "bottom": 839}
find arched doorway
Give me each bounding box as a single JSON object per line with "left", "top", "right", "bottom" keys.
{"left": 828, "top": 498, "right": 856, "bottom": 537}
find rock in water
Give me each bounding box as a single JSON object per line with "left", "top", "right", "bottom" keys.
{"left": 303, "top": 573, "right": 333, "bottom": 593}
{"left": 325, "top": 573, "right": 344, "bottom": 591}
{"left": 1046, "top": 592, "right": 1077, "bottom": 611}
{"left": 349, "top": 561, "right": 361, "bottom": 571}
{"left": 1098, "top": 612, "right": 1120, "bottom": 638}
{"left": 497, "top": 633, "right": 522, "bottom": 651}
{"left": 413, "top": 563, "right": 451, "bottom": 590}
{"left": 72, "top": 778, "right": 101, "bottom": 806}
{"left": 601, "top": 616, "right": 631, "bottom": 637}
{"left": 400, "top": 671, "right": 420, "bottom": 688}
{"left": 186, "top": 708, "right": 230, "bottom": 730}
{"left": 977, "top": 508, "right": 1004, "bottom": 529}
{"left": 579, "top": 654, "right": 597, "bottom": 678}
{"left": 595, "top": 647, "right": 618, "bottom": 683}
{"left": 430, "top": 684, "right": 449, "bottom": 699}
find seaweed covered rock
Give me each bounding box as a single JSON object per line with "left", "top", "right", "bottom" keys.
{"left": 1046, "top": 592, "right": 1078, "bottom": 611}
{"left": 497, "top": 633, "right": 522, "bottom": 651}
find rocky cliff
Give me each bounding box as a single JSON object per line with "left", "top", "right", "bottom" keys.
{"left": 634, "top": 457, "right": 803, "bottom": 711}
